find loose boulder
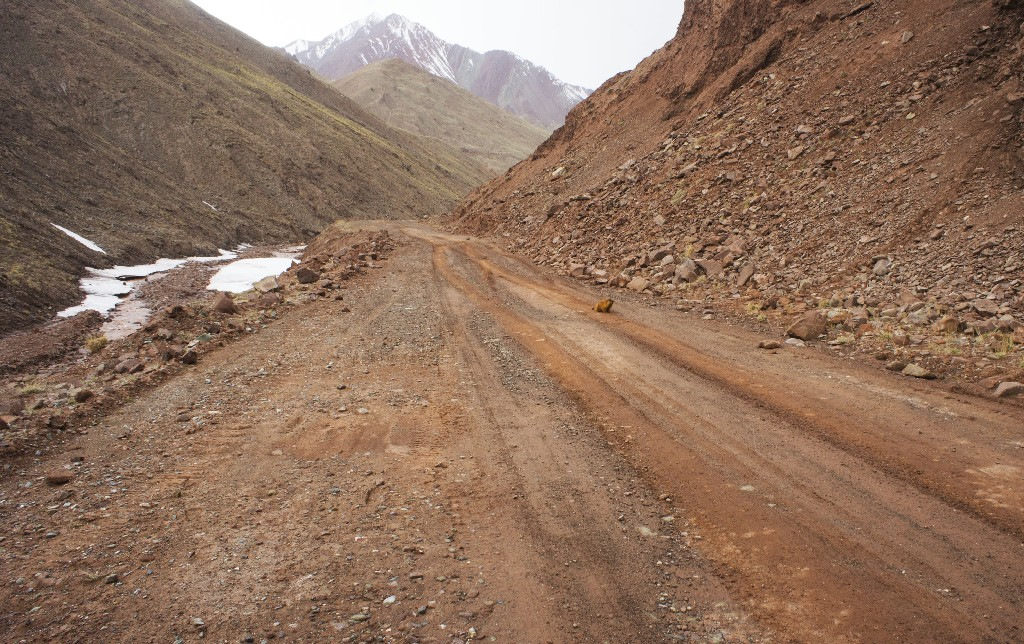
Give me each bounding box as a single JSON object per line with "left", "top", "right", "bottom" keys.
{"left": 212, "top": 292, "right": 238, "bottom": 314}
{"left": 786, "top": 311, "right": 828, "bottom": 341}
{"left": 296, "top": 266, "right": 320, "bottom": 284}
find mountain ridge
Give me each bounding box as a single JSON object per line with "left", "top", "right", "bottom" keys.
{"left": 285, "top": 13, "right": 589, "bottom": 129}
{"left": 334, "top": 59, "right": 550, "bottom": 175}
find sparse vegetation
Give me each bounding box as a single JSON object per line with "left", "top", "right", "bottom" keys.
{"left": 18, "top": 382, "right": 45, "bottom": 395}
{"left": 85, "top": 334, "right": 108, "bottom": 354}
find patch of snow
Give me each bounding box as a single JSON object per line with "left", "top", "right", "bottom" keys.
{"left": 202, "top": 200, "right": 219, "bottom": 212}
{"left": 58, "top": 249, "right": 239, "bottom": 320}
{"left": 51, "top": 223, "right": 106, "bottom": 254}
{"left": 207, "top": 258, "right": 297, "bottom": 294}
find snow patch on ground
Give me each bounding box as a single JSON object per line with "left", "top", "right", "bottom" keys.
{"left": 207, "top": 258, "right": 297, "bottom": 293}
{"left": 58, "top": 249, "right": 239, "bottom": 319}
{"left": 52, "top": 223, "right": 107, "bottom": 254}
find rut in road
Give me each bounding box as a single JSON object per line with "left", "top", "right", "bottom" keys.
{"left": 410, "top": 223, "right": 1024, "bottom": 642}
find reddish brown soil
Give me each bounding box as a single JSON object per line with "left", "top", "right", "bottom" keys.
{"left": 1, "top": 222, "right": 1022, "bottom": 643}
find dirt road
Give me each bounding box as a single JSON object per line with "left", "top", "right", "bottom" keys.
{"left": 2, "top": 222, "right": 1023, "bottom": 643}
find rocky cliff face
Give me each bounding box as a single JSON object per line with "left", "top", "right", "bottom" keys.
{"left": 286, "top": 14, "right": 589, "bottom": 130}
{"left": 453, "top": 0, "right": 1024, "bottom": 383}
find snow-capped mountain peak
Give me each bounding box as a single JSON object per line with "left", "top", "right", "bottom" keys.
{"left": 282, "top": 13, "right": 590, "bottom": 129}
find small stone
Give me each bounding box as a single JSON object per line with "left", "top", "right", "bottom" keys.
{"left": 902, "top": 364, "right": 935, "bottom": 379}
{"left": 994, "top": 382, "right": 1024, "bottom": 398}
{"left": 383, "top": 595, "right": 396, "bottom": 605}
{"left": 349, "top": 613, "right": 370, "bottom": 623}
{"left": 253, "top": 276, "right": 281, "bottom": 293}
{"left": 786, "top": 311, "right": 828, "bottom": 341}
{"left": 45, "top": 472, "right": 74, "bottom": 485}
{"left": 47, "top": 415, "right": 68, "bottom": 430}
{"left": 674, "top": 259, "right": 698, "bottom": 282}
{"left": 180, "top": 349, "right": 198, "bottom": 365}
{"left": 626, "top": 277, "right": 650, "bottom": 292}
{"left": 74, "top": 389, "right": 94, "bottom": 404}
{"left": 736, "top": 263, "right": 755, "bottom": 287}
{"left": 784, "top": 338, "right": 806, "bottom": 348}
{"left": 114, "top": 359, "right": 145, "bottom": 375}
{"left": 787, "top": 145, "right": 805, "bottom": 160}
{"left": 104, "top": 574, "right": 119, "bottom": 584}
{"left": 694, "top": 259, "right": 725, "bottom": 279}
{"left": 296, "top": 267, "right": 320, "bottom": 284}
{"left": 885, "top": 360, "right": 908, "bottom": 372}
{"left": 211, "top": 291, "right": 238, "bottom": 314}
{"left": 901, "top": 30, "right": 914, "bottom": 44}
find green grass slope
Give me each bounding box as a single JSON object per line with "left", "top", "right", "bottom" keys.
{"left": 334, "top": 59, "right": 551, "bottom": 176}
{"left": 0, "top": 0, "right": 490, "bottom": 333}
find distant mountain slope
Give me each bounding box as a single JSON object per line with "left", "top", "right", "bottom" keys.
{"left": 334, "top": 59, "right": 551, "bottom": 175}
{"left": 286, "top": 13, "right": 589, "bottom": 130}
{"left": 0, "top": 0, "right": 490, "bottom": 333}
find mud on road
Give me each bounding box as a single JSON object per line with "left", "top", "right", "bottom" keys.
{"left": 2, "top": 222, "right": 1022, "bottom": 643}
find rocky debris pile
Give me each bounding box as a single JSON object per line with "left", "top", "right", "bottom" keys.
{"left": 0, "top": 229, "right": 395, "bottom": 456}
{"left": 452, "top": 0, "right": 1024, "bottom": 391}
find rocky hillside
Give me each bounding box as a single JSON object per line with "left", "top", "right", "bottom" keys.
{"left": 0, "top": 0, "right": 490, "bottom": 334}
{"left": 285, "top": 14, "right": 590, "bottom": 130}
{"left": 334, "top": 59, "right": 550, "bottom": 175}
{"left": 453, "top": 0, "right": 1024, "bottom": 383}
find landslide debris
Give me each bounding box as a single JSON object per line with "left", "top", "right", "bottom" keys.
{"left": 452, "top": 0, "right": 1024, "bottom": 387}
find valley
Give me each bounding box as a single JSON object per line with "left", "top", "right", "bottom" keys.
{"left": 2, "top": 0, "right": 1024, "bottom": 641}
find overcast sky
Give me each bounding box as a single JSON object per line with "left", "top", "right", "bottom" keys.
{"left": 190, "top": 0, "right": 684, "bottom": 89}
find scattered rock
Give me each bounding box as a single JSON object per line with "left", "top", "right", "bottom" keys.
{"left": 736, "top": 263, "right": 755, "bottom": 287}
{"left": 74, "top": 389, "right": 94, "bottom": 404}
{"left": 885, "top": 360, "right": 908, "bottom": 372}
{"left": 0, "top": 397, "right": 25, "bottom": 416}
{"left": 971, "top": 298, "right": 999, "bottom": 317}
{"left": 994, "top": 381, "right": 1024, "bottom": 398}
{"left": 114, "top": 359, "right": 145, "bottom": 375}
{"left": 296, "top": 266, "right": 320, "bottom": 284}
{"left": 674, "top": 259, "right": 698, "bottom": 282}
{"left": 45, "top": 472, "right": 74, "bottom": 486}
{"left": 180, "top": 349, "right": 198, "bottom": 365}
{"left": 786, "top": 311, "right": 828, "bottom": 341}
{"left": 627, "top": 277, "right": 650, "bottom": 292}
{"left": 758, "top": 340, "right": 783, "bottom": 349}
{"left": 901, "top": 364, "right": 935, "bottom": 379}
{"left": 253, "top": 276, "right": 281, "bottom": 293}
{"left": 211, "top": 291, "right": 238, "bottom": 314}
{"left": 694, "top": 259, "right": 724, "bottom": 279}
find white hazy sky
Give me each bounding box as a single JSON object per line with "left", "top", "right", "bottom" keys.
{"left": 189, "top": 0, "right": 685, "bottom": 89}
